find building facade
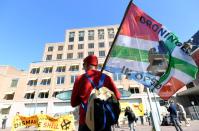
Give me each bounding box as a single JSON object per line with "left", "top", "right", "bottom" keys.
{"left": 0, "top": 25, "right": 166, "bottom": 127}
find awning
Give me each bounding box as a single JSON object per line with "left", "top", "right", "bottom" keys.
{"left": 39, "top": 89, "right": 49, "bottom": 93}
{"left": 44, "top": 66, "right": 53, "bottom": 68}
{"left": 41, "top": 77, "right": 51, "bottom": 80}
{"left": 25, "top": 90, "right": 35, "bottom": 93}
{"left": 4, "top": 91, "right": 14, "bottom": 95}
{"left": 0, "top": 105, "right": 11, "bottom": 109}
{"left": 177, "top": 87, "right": 199, "bottom": 96}
{"left": 129, "top": 84, "right": 139, "bottom": 88}
{"left": 117, "top": 85, "right": 124, "bottom": 89}
{"left": 54, "top": 88, "right": 63, "bottom": 92}
{"left": 28, "top": 78, "right": 37, "bottom": 80}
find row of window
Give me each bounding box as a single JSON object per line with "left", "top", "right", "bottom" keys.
{"left": 24, "top": 90, "right": 72, "bottom": 99}
{"left": 47, "top": 42, "right": 112, "bottom": 52}
{"left": 68, "top": 28, "right": 115, "bottom": 42}
{"left": 28, "top": 76, "right": 77, "bottom": 86}
{"left": 46, "top": 51, "right": 106, "bottom": 61}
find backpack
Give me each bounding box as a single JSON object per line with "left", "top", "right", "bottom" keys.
{"left": 81, "top": 73, "right": 121, "bottom": 131}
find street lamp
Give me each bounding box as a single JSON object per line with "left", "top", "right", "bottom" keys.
{"left": 191, "top": 101, "right": 199, "bottom": 120}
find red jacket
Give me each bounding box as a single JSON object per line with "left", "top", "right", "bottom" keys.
{"left": 71, "top": 69, "right": 121, "bottom": 125}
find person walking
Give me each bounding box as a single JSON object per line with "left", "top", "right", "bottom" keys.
{"left": 176, "top": 103, "right": 190, "bottom": 126}
{"left": 2, "top": 116, "right": 7, "bottom": 129}
{"left": 167, "top": 100, "right": 183, "bottom": 131}
{"left": 124, "top": 106, "right": 137, "bottom": 131}
{"left": 71, "top": 55, "right": 121, "bottom": 131}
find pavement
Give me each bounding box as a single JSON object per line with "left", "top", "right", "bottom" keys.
{"left": 2, "top": 120, "right": 199, "bottom": 131}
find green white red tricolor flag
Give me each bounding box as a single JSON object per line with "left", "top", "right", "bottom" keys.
{"left": 104, "top": 2, "right": 198, "bottom": 100}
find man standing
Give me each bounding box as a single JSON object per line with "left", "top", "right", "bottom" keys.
{"left": 2, "top": 116, "right": 7, "bottom": 129}
{"left": 177, "top": 103, "right": 190, "bottom": 126}
{"left": 71, "top": 55, "right": 121, "bottom": 131}
{"left": 167, "top": 100, "right": 183, "bottom": 131}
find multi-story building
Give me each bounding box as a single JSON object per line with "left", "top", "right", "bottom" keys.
{"left": 0, "top": 25, "right": 166, "bottom": 127}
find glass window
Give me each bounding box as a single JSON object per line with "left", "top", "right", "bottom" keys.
{"left": 99, "top": 42, "right": 105, "bottom": 48}
{"left": 27, "top": 79, "right": 37, "bottom": 86}
{"left": 113, "top": 73, "right": 122, "bottom": 81}
{"left": 119, "top": 88, "right": 131, "bottom": 98}
{"left": 99, "top": 51, "right": 105, "bottom": 57}
{"left": 88, "top": 30, "right": 94, "bottom": 40}
{"left": 57, "top": 54, "right": 62, "bottom": 60}
{"left": 78, "top": 44, "right": 84, "bottom": 49}
{"left": 69, "top": 65, "right": 79, "bottom": 71}
{"left": 98, "top": 29, "right": 104, "bottom": 40}
{"left": 38, "top": 92, "right": 49, "bottom": 98}
{"left": 129, "top": 87, "right": 139, "bottom": 94}
{"left": 58, "top": 46, "right": 63, "bottom": 51}
{"left": 43, "top": 67, "right": 53, "bottom": 73}
{"left": 30, "top": 68, "right": 40, "bottom": 74}
{"left": 69, "top": 32, "right": 75, "bottom": 42}
{"left": 79, "top": 31, "right": 84, "bottom": 41}
{"left": 88, "top": 43, "right": 94, "bottom": 48}
{"left": 10, "top": 79, "right": 19, "bottom": 87}
{"left": 108, "top": 28, "right": 115, "bottom": 38}
{"left": 67, "top": 53, "right": 73, "bottom": 59}
{"left": 56, "top": 66, "right": 66, "bottom": 72}
{"left": 46, "top": 55, "right": 52, "bottom": 61}
{"left": 68, "top": 45, "right": 73, "bottom": 50}
{"left": 71, "top": 75, "right": 77, "bottom": 83}
{"left": 48, "top": 46, "right": 53, "bottom": 52}
{"left": 24, "top": 93, "right": 35, "bottom": 99}
{"left": 41, "top": 79, "right": 51, "bottom": 85}
{"left": 78, "top": 52, "right": 84, "bottom": 59}
{"left": 88, "top": 51, "right": 94, "bottom": 55}
{"left": 57, "top": 76, "right": 65, "bottom": 85}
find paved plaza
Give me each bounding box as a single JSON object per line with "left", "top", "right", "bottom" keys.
{"left": 2, "top": 120, "right": 199, "bottom": 131}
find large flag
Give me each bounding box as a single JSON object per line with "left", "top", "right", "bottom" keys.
{"left": 104, "top": 2, "right": 198, "bottom": 100}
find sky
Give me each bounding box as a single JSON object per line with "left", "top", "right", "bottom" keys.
{"left": 0, "top": 0, "right": 199, "bottom": 71}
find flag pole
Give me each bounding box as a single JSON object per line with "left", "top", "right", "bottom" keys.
{"left": 147, "top": 88, "right": 161, "bottom": 131}
{"left": 101, "top": 0, "right": 133, "bottom": 72}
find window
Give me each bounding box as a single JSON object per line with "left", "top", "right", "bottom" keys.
{"left": 69, "top": 65, "right": 79, "bottom": 71}
{"left": 56, "top": 54, "right": 62, "bottom": 60}
{"left": 99, "top": 42, "right": 105, "bottom": 48}
{"left": 69, "top": 32, "right": 75, "bottom": 42}
{"left": 98, "top": 29, "right": 104, "bottom": 40}
{"left": 78, "top": 44, "right": 84, "bottom": 49}
{"left": 10, "top": 79, "right": 18, "bottom": 87}
{"left": 113, "top": 73, "right": 122, "bottom": 81}
{"left": 71, "top": 75, "right": 77, "bottom": 83}
{"left": 56, "top": 66, "right": 66, "bottom": 72}
{"left": 98, "top": 63, "right": 103, "bottom": 70}
{"left": 24, "top": 93, "right": 35, "bottom": 99}
{"left": 109, "top": 42, "right": 113, "bottom": 47}
{"left": 46, "top": 55, "right": 52, "bottom": 61}
{"left": 58, "top": 46, "right": 63, "bottom": 51}
{"left": 78, "top": 52, "right": 84, "bottom": 59}
{"left": 88, "top": 43, "right": 94, "bottom": 48}
{"left": 79, "top": 31, "right": 84, "bottom": 41}
{"left": 67, "top": 53, "right": 73, "bottom": 59}
{"left": 57, "top": 76, "right": 65, "bottom": 85}
{"left": 99, "top": 51, "right": 105, "bottom": 57}
{"left": 129, "top": 87, "right": 139, "bottom": 94}
{"left": 88, "top": 51, "right": 94, "bottom": 55}
{"left": 108, "top": 28, "right": 115, "bottom": 38}
{"left": 38, "top": 92, "right": 49, "bottom": 98}
{"left": 52, "top": 90, "right": 72, "bottom": 100}
{"left": 27, "top": 79, "right": 37, "bottom": 86}
{"left": 43, "top": 67, "right": 53, "bottom": 73}
{"left": 48, "top": 46, "right": 53, "bottom": 52}
{"left": 30, "top": 68, "right": 40, "bottom": 74}
{"left": 4, "top": 93, "right": 15, "bottom": 100}
{"left": 88, "top": 30, "right": 94, "bottom": 40}
{"left": 41, "top": 78, "right": 51, "bottom": 85}
{"left": 68, "top": 45, "right": 73, "bottom": 50}
{"left": 119, "top": 88, "right": 131, "bottom": 98}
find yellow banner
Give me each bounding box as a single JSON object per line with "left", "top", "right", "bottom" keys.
{"left": 132, "top": 103, "right": 144, "bottom": 116}
{"left": 12, "top": 114, "right": 75, "bottom": 131}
